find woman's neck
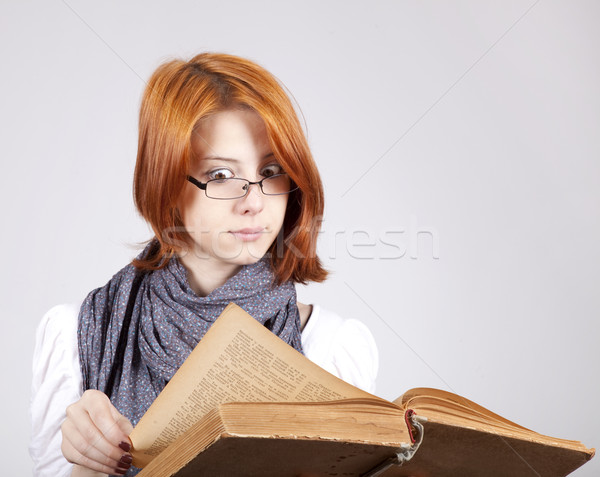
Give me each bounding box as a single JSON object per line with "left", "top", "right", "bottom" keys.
{"left": 179, "top": 254, "right": 242, "bottom": 297}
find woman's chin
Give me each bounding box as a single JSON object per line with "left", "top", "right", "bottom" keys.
{"left": 233, "top": 247, "right": 269, "bottom": 265}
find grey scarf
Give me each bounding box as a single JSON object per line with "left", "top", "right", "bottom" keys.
{"left": 78, "top": 241, "right": 302, "bottom": 433}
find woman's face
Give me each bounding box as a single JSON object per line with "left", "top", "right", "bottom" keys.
{"left": 178, "top": 108, "right": 288, "bottom": 279}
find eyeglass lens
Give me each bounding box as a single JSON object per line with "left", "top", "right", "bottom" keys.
{"left": 206, "top": 175, "right": 293, "bottom": 199}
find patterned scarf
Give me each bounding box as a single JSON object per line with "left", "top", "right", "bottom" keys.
{"left": 78, "top": 241, "right": 302, "bottom": 430}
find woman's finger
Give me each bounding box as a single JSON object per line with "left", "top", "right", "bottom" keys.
{"left": 61, "top": 390, "right": 133, "bottom": 474}
{"left": 86, "top": 403, "right": 131, "bottom": 451}
{"left": 79, "top": 390, "right": 132, "bottom": 452}
{"left": 61, "top": 415, "right": 122, "bottom": 465}
{"left": 61, "top": 432, "right": 127, "bottom": 475}
{"left": 109, "top": 404, "right": 134, "bottom": 436}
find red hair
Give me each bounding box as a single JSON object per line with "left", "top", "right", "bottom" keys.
{"left": 133, "top": 53, "right": 327, "bottom": 284}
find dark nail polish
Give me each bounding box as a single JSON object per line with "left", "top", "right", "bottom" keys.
{"left": 114, "top": 467, "right": 127, "bottom": 475}
{"left": 120, "top": 454, "right": 133, "bottom": 465}
{"left": 117, "top": 458, "right": 131, "bottom": 470}
{"left": 119, "top": 441, "right": 131, "bottom": 452}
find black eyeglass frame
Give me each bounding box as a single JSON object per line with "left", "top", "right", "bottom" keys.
{"left": 186, "top": 174, "right": 299, "bottom": 200}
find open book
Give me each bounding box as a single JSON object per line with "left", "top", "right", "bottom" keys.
{"left": 130, "top": 304, "right": 594, "bottom": 477}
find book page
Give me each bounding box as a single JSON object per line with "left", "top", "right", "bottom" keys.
{"left": 130, "top": 303, "right": 378, "bottom": 467}
{"left": 396, "top": 387, "right": 528, "bottom": 429}
{"left": 395, "top": 388, "right": 594, "bottom": 453}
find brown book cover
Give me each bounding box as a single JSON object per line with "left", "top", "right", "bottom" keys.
{"left": 130, "top": 304, "right": 595, "bottom": 477}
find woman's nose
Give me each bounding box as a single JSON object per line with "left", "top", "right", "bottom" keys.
{"left": 237, "top": 182, "right": 264, "bottom": 215}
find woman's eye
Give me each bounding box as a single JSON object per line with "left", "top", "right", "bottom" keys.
{"left": 261, "top": 164, "right": 283, "bottom": 177}
{"left": 208, "top": 168, "right": 234, "bottom": 181}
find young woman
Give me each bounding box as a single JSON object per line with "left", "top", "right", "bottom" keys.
{"left": 30, "top": 53, "right": 378, "bottom": 477}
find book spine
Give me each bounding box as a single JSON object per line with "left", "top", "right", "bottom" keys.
{"left": 361, "top": 410, "right": 425, "bottom": 477}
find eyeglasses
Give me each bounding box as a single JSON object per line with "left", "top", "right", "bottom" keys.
{"left": 186, "top": 174, "right": 298, "bottom": 200}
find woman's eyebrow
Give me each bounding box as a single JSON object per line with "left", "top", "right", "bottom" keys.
{"left": 201, "top": 152, "right": 275, "bottom": 163}
{"left": 200, "top": 156, "right": 242, "bottom": 163}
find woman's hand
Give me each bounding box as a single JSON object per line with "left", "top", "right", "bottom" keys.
{"left": 71, "top": 465, "right": 110, "bottom": 477}
{"left": 61, "top": 389, "right": 134, "bottom": 476}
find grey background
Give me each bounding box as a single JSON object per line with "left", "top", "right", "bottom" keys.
{"left": 1, "top": 1, "right": 598, "bottom": 475}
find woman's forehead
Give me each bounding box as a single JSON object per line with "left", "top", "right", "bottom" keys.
{"left": 191, "top": 109, "right": 271, "bottom": 161}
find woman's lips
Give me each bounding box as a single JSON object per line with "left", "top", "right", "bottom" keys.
{"left": 230, "top": 227, "right": 265, "bottom": 242}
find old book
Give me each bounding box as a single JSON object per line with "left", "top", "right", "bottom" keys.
{"left": 130, "top": 304, "right": 594, "bottom": 477}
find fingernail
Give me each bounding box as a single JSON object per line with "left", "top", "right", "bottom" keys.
{"left": 120, "top": 454, "right": 133, "bottom": 465}
{"left": 114, "top": 467, "right": 127, "bottom": 475}
{"left": 117, "top": 459, "right": 131, "bottom": 470}
{"left": 119, "top": 441, "right": 131, "bottom": 452}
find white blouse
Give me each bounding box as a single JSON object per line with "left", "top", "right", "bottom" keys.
{"left": 30, "top": 303, "right": 379, "bottom": 477}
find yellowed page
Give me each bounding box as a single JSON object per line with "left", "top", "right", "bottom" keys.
{"left": 130, "top": 303, "right": 377, "bottom": 467}
{"left": 396, "top": 387, "right": 526, "bottom": 427}
{"left": 395, "top": 387, "right": 594, "bottom": 453}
